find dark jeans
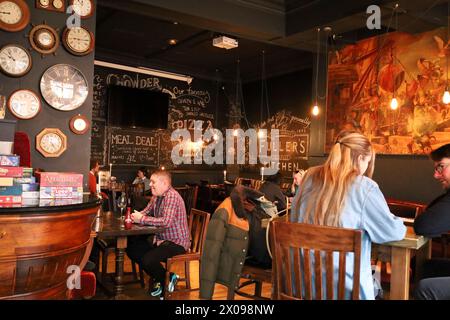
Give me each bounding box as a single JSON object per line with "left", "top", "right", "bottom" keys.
{"left": 126, "top": 235, "right": 186, "bottom": 284}
{"left": 414, "top": 259, "right": 450, "bottom": 300}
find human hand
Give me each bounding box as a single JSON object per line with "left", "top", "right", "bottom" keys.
{"left": 293, "top": 169, "right": 305, "bottom": 185}
{"left": 131, "top": 210, "right": 143, "bottom": 223}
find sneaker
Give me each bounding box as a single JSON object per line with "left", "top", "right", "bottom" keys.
{"left": 167, "top": 273, "right": 179, "bottom": 293}
{"left": 150, "top": 282, "right": 162, "bottom": 297}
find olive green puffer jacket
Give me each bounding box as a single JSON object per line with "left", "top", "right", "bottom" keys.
{"left": 199, "top": 197, "right": 249, "bottom": 299}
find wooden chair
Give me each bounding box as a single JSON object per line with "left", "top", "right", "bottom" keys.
{"left": 383, "top": 199, "right": 449, "bottom": 276}
{"left": 386, "top": 198, "right": 426, "bottom": 219}
{"left": 229, "top": 264, "right": 272, "bottom": 300}
{"left": 228, "top": 215, "right": 288, "bottom": 300}
{"left": 272, "top": 221, "right": 362, "bottom": 300}
{"left": 175, "top": 185, "right": 199, "bottom": 216}
{"left": 372, "top": 199, "right": 428, "bottom": 284}
{"left": 164, "top": 208, "right": 210, "bottom": 299}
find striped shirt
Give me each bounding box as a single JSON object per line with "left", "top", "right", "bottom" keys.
{"left": 140, "top": 187, "right": 190, "bottom": 250}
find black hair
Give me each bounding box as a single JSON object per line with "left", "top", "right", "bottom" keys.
{"left": 430, "top": 143, "right": 450, "bottom": 162}
{"left": 138, "top": 166, "right": 148, "bottom": 177}
{"left": 90, "top": 159, "right": 99, "bottom": 170}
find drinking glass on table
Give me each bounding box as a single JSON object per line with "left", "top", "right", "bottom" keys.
{"left": 117, "top": 193, "right": 127, "bottom": 220}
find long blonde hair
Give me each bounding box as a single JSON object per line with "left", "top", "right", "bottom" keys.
{"left": 296, "top": 131, "right": 375, "bottom": 227}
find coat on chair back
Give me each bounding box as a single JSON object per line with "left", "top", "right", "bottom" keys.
{"left": 200, "top": 186, "right": 263, "bottom": 299}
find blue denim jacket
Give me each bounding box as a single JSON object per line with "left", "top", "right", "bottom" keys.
{"left": 291, "top": 175, "right": 406, "bottom": 299}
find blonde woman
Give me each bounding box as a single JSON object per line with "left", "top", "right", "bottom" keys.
{"left": 291, "top": 131, "right": 406, "bottom": 299}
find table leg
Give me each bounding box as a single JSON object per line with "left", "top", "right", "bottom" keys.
{"left": 415, "top": 239, "right": 432, "bottom": 283}
{"left": 113, "top": 236, "right": 128, "bottom": 300}
{"left": 390, "top": 247, "right": 411, "bottom": 300}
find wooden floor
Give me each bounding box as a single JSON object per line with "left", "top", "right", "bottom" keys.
{"left": 90, "top": 235, "right": 450, "bottom": 300}
{"left": 93, "top": 255, "right": 272, "bottom": 300}
{"left": 93, "top": 250, "right": 444, "bottom": 300}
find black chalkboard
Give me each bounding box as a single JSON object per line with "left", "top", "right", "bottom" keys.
{"left": 108, "top": 127, "right": 159, "bottom": 166}
{"left": 91, "top": 65, "right": 225, "bottom": 170}
{"left": 93, "top": 74, "right": 107, "bottom": 119}
{"left": 158, "top": 130, "right": 175, "bottom": 169}
{"left": 91, "top": 120, "right": 106, "bottom": 165}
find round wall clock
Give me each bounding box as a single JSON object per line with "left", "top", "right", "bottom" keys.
{"left": 0, "top": 0, "right": 30, "bottom": 32}
{"left": 36, "top": 128, "right": 67, "bottom": 157}
{"left": 36, "top": 0, "right": 65, "bottom": 13}
{"left": 0, "top": 44, "right": 32, "bottom": 77}
{"left": 8, "top": 89, "right": 41, "bottom": 120}
{"left": 69, "top": 0, "right": 94, "bottom": 19}
{"left": 40, "top": 64, "right": 89, "bottom": 111}
{"left": 62, "top": 26, "right": 95, "bottom": 56}
{"left": 69, "top": 114, "right": 90, "bottom": 134}
{"left": 28, "top": 23, "right": 59, "bottom": 56}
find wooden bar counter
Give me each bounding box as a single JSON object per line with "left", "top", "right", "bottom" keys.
{"left": 0, "top": 195, "right": 101, "bottom": 300}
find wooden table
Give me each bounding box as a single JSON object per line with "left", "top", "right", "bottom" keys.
{"left": 373, "top": 225, "right": 431, "bottom": 300}
{"left": 94, "top": 211, "right": 165, "bottom": 299}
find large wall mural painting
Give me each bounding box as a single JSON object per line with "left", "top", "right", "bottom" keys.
{"left": 326, "top": 28, "right": 450, "bottom": 154}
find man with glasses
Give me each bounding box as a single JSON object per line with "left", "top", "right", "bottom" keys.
{"left": 414, "top": 143, "right": 450, "bottom": 300}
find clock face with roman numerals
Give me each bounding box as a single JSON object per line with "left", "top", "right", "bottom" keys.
{"left": 40, "top": 64, "right": 89, "bottom": 111}
{"left": 0, "top": 44, "right": 32, "bottom": 77}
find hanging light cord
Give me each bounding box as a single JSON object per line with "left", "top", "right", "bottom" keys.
{"left": 215, "top": 69, "right": 219, "bottom": 128}
{"left": 314, "top": 27, "right": 321, "bottom": 104}
{"left": 259, "top": 50, "right": 271, "bottom": 123}
{"left": 393, "top": 7, "right": 398, "bottom": 98}
{"left": 447, "top": 0, "right": 449, "bottom": 88}
{"left": 263, "top": 52, "right": 270, "bottom": 119}
{"left": 260, "top": 51, "right": 264, "bottom": 124}
{"left": 317, "top": 29, "right": 330, "bottom": 100}
{"left": 235, "top": 59, "right": 251, "bottom": 128}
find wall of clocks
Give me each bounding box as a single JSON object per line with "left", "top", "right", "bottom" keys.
{"left": 0, "top": 0, "right": 96, "bottom": 174}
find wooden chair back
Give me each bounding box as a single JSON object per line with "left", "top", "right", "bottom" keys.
{"left": 164, "top": 208, "right": 210, "bottom": 299}
{"left": 272, "top": 221, "right": 362, "bottom": 300}
{"left": 175, "top": 185, "right": 199, "bottom": 216}
{"left": 188, "top": 208, "right": 210, "bottom": 254}
{"left": 386, "top": 198, "right": 426, "bottom": 219}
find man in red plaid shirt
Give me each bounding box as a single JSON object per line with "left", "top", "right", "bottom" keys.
{"left": 127, "top": 170, "right": 189, "bottom": 298}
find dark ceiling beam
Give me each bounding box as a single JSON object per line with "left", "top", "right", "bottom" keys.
{"left": 379, "top": 0, "right": 448, "bottom": 33}
{"left": 96, "top": 8, "right": 119, "bottom": 29}
{"left": 286, "top": 0, "right": 390, "bottom": 35}
{"left": 273, "top": 9, "right": 394, "bottom": 51}
{"left": 277, "top": 0, "right": 446, "bottom": 52}
{"left": 97, "top": 0, "right": 285, "bottom": 43}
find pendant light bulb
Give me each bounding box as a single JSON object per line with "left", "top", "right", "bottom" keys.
{"left": 312, "top": 104, "right": 320, "bottom": 116}
{"left": 258, "top": 130, "right": 265, "bottom": 138}
{"left": 390, "top": 98, "right": 398, "bottom": 110}
{"left": 443, "top": 90, "right": 450, "bottom": 104}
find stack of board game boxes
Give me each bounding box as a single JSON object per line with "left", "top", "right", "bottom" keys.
{"left": 0, "top": 154, "right": 34, "bottom": 205}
